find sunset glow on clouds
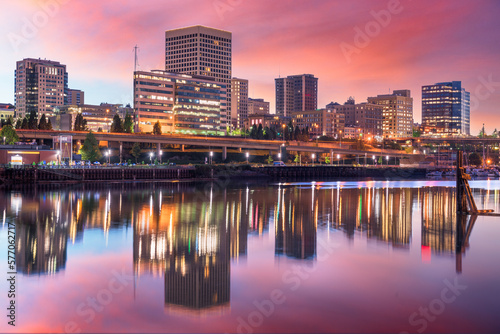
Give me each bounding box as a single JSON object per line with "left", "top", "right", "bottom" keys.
{"left": 1, "top": 0, "right": 500, "bottom": 134}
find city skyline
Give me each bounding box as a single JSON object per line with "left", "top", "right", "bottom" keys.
{"left": 1, "top": 0, "right": 500, "bottom": 134}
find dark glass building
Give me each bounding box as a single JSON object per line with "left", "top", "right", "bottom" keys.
{"left": 421, "top": 81, "right": 470, "bottom": 136}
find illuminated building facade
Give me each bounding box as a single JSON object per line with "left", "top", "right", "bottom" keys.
{"left": 15, "top": 58, "right": 68, "bottom": 118}
{"left": 165, "top": 25, "right": 232, "bottom": 129}
{"left": 275, "top": 74, "right": 318, "bottom": 116}
{"left": 421, "top": 81, "right": 470, "bottom": 136}
{"left": 335, "top": 98, "right": 383, "bottom": 137}
{"left": 367, "top": 90, "right": 413, "bottom": 138}
{"left": 134, "top": 70, "right": 226, "bottom": 135}
{"left": 50, "top": 103, "right": 132, "bottom": 132}
{"left": 292, "top": 108, "right": 345, "bottom": 138}
{"left": 248, "top": 98, "right": 270, "bottom": 115}
{"left": 230, "top": 78, "right": 248, "bottom": 128}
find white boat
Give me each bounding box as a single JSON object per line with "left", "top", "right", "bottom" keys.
{"left": 426, "top": 170, "right": 443, "bottom": 177}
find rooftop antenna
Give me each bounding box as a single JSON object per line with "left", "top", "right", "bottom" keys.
{"left": 133, "top": 45, "right": 140, "bottom": 72}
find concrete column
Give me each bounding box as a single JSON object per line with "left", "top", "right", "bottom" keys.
{"left": 181, "top": 144, "right": 185, "bottom": 152}
{"left": 157, "top": 143, "right": 161, "bottom": 160}
{"left": 330, "top": 149, "right": 334, "bottom": 166}
{"left": 119, "top": 142, "right": 123, "bottom": 163}
{"left": 222, "top": 147, "right": 227, "bottom": 161}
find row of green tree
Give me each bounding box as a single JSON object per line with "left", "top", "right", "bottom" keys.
{"left": 248, "top": 122, "right": 311, "bottom": 141}
{"left": 7, "top": 110, "right": 54, "bottom": 130}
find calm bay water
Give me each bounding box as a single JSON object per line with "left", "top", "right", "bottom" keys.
{"left": 1, "top": 180, "right": 500, "bottom": 333}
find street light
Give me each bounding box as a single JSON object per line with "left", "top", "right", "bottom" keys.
{"left": 337, "top": 154, "right": 340, "bottom": 166}
{"left": 386, "top": 155, "right": 389, "bottom": 166}
{"left": 339, "top": 130, "right": 342, "bottom": 148}
{"left": 56, "top": 150, "right": 60, "bottom": 166}
{"left": 3, "top": 136, "right": 5, "bottom": 145}
{"left": 373, "top": 155, "right": 376, "bottom": 166}
{"left": 160, "top": 151, "right": 163, "bottom": 164}
{"left": 209, "top": 151, "right": 213, "bottom": 164}
{"left": 105, "top": 150, "right": 110, "bottom": 164}
{"left": 312, "top": 153, "right": 315, "bottom": 167}
{"left": 150, "top": 152, "right": 154, "bottom": 165}
{"left": 245, "top": 152, "right": 249, "bottom": 164}
{"left": 278, "top": 153, "right": 281, "bottom": 161}
{"left": 282, "top": 124, "right": 286, "bottom": 143}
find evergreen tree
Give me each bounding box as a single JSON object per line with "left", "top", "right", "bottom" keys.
{"left": 0, "top": 125, "right": 19, "bottom": 144}
{"left": 14, "top": 118, "right": 22, "bottom": 129}
{"left": 294, "top": 126, "right": 300, "bottom": 141}
{"left": 47, "top": 118, "right": 53, "bottom": 130}
{"left": 257, "top": 124, "right": 264, "bottom": 139}
{"left": 38, "top": 114, "right": 48, "bottom": 130}
{"left": 28, "top": 110, "right": 38, "bottom": 129}
{"left": 152, "top": 120, "right": 162, "bottom": 135}
{"left": 73, "top": 113, "right": 88, "bottom": 131}
{"left": 110, "top": 114, "right": 123, "bottom": 133}
{"left": 130, "top": 142, "right": 141, "bottom": 163}
{"left": 250, "top": 125, "right": 257, "bottom": 139}
{"left": 21, "top": 117, "right": 29, "bottom": 129}
{"left": 123, "top": 112, "right": 134, "bottom": 133}
{"left": 80, "top": 131, "right": 102, "bottom": 161}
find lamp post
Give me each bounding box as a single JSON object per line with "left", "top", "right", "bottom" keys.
{"left": 373, "top": 155, "right": 376, "bottom": 166}
{"left": 209, "top": 151, "right": 213, "bottom": 165}
{"left": 337, "top": 154, "right": 340, "bottom": 166}
{"left": 312, "top": 153, "right": 315, "bottom": 167}
{"left": 160, "top": 151, "right": 163, "bottom": 164}
{"left": 56, "top": 150, "right": 60, "bottom": 166}
{"left": 386, "top": 155, "right": 389, "bottom": 166}
{"left": 339, "top": 130, "right": 342, "bottom": 148}
{"left": 245, "top": 152, "right": 249, "bottom": 164}
{"left": 3, "top": 136, "right": 5, "bottom": 145}
{"left": 278, "top": 152, "right": 281, "bottom": 161}
{"left": 282, "top": 124, "right": 286, "bottom": 143}
{"left": 150, "top": 152, "right": 154, "bottom": 165}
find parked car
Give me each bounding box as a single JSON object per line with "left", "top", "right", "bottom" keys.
{"left": 273, "top": 161, "right": 286, "bottom": 167}
{"left": 169, "top": 162, "right": 176, "bottom": 166}
{"left": 93, "top": 161, "right": 100, "bottom": 165}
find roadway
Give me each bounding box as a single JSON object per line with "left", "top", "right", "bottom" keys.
{"left": 16, "top": 129, "right": 414, "bottom": 159}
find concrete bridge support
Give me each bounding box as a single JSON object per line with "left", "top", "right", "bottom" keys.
{"left": 119, "top": 142, "right": 123, "bottom": 163}
{"left": 222, "top": 146, "right": 227, "bottom": 161}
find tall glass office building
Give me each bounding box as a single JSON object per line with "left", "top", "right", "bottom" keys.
{"left": 421, "top": 81, "right": 470, "bottom": 136}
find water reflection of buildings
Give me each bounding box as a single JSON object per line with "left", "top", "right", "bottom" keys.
{"left": 328, "top": 185, "right": 413, "bottom": 248}
{"left": 275, "top": 186, "right": 317, "bottom": 259}
{"left": 421, "top": 187, "right": 456, "bottom": 254}
{"left": 1, "top": 187, "right": 135, "bottom": 276}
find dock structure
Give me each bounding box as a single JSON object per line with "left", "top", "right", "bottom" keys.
{"left": 456, "top": 151, "right": 495, "bottom": 215}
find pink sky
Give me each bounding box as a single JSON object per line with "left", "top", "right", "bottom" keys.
{"left": 1, "top": 0, "right": 499, "bottom": 134}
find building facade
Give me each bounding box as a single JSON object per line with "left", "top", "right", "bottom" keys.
{"left": 335, "top": 98, "right": 383, "bottom": 137}
{"left": 291, "top": 108, "right": 344, "bottom": 138}
{"left": 230, "top": 78, "right": 248, "bottom": 129}
{"left": 243, "top": 114, "right": 290, "bottom": 132}
{"left": 275, "top": 74, "right": 318, "bottom": 116}
{"left": 421, "top": 81, "right": 470, "bottom": 136}
{"left": 67, "top": 89, "right": 85, "bottom": 105}
{"left": 50, "top": 103, "right": 132, "bottom": 132}
{"left": 248, "top": 98, "right": 270, "bottom": 115}
{"left": 15, "top": 58, "right": 68, "bottom": 119}
{"left": 165, "top": 25, "right": 232, "bottom": 129}
{"left": 367, "top": 90, "right": 413, "bottom": 138}
{"left": 134, "top": 70, "right": 226, "bottom": 135}
{"left": 0, "top": 103, "right": 15, "bottom": 124}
